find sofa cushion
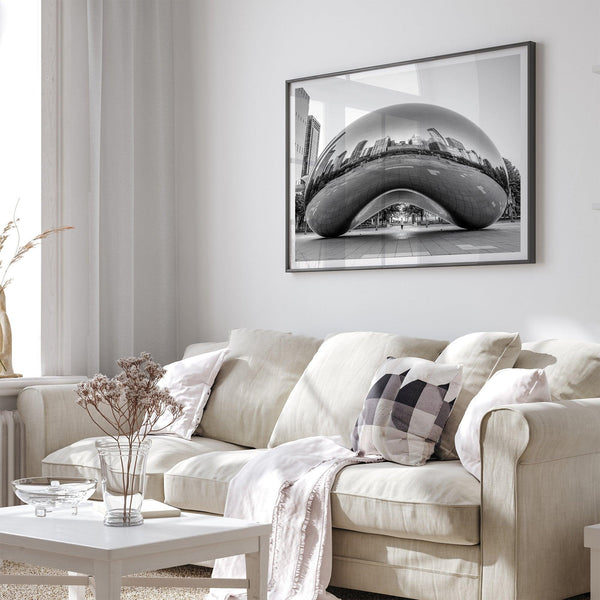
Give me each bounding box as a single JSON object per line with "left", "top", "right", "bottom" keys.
{"left": 268, "top": 332, "right": 448, "bottom": 449}
{"left": 165, "top": 449, "right": 264, "bottom": 515}
{"left": 515, "top": 339, "right": 600, "bottom": 401}
{"left": 198, "top": 329, "right": 323, "bottom": 448}
{"left": 338, "top": 461, "right": 479, "bottom": 545}
{"left": 435, "top": 331, "right": 521, "bottom": 460}
{"left": 41, "top": 435, "right": 247, "bottom": 502}
{"left": 183, "top": 341, "right": 228, "bottom": 359}
{"left": 164, "top": 452, "right": 480, "bottom": 545}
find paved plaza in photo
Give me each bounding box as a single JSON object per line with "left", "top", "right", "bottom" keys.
{"left": 294, "top": 221, "right": 520, "bottom": 262}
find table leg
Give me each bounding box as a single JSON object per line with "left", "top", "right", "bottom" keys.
{"left": 68, "top": 571, "right": 87, "bottom": 600}
{"left": 245, "top": 534, "right": 269, "bottom": 600}
{"left": 93, "top": 561, "right": 121, "bottom": 600}
{"left": 592, "top": 549, "right": 600, "bottom": 600}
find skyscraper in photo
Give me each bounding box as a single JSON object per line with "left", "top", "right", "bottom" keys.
{"left": 372, "top": 136, "right": 390, "bottom": 155}
{"left": 446, "top": 137, "right": 466, "bottom": 151}
{"left": 350, "top": 140, "right": 367, "bottom": 161}
{"left": 294, "top": 88, "right": 310, "bottom": 184}
{"left": 333, "top": 151, "right": 347, "bottom": 171}
{"left": 301, "top": 115, "right": 321, "bottom": 178}
{"left": 427, "top": 127, "right": 448, "bottom": 148}
{"left": 446, "top": 137, "right": 469, "bottom": 160}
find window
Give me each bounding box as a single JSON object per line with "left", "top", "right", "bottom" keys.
{"left": 0, "top": 0, "right": 42, "bottom": 375}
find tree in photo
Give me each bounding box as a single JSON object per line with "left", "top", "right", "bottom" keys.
{"left": 502, "top": 158, "right": 521, "bottom": 220}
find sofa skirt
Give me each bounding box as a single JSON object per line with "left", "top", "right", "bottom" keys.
{"left": 331, "top": 529, "right": 480, "bottom": 600}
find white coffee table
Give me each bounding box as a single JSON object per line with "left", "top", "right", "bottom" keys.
{"left": 0, "top": 504, "right": 270, "bottom": 600}
{"left": 585, "top": 524, "right": 600, "bottom": 599}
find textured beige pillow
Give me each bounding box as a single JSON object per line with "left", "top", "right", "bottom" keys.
{"left": 197, "top": 329, "right": 322, "bottom": 448}
{"left": 515, "top": 339, "right": 600, "bottom": 401}
{"left": 268, "top": 332, "right": 448, "bottom": 449}
{"left": 435, "top": 331, "right": 521, "bottom": 460}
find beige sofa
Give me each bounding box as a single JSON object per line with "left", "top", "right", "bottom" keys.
{"left": 17, "top": 329, "right": 600, "bottom": 600}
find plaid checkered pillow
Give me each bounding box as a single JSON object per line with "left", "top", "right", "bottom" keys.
{"left": 351, "top": 357, "right": 462, "bottom": 466}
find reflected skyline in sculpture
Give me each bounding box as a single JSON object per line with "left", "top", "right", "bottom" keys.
{"left": 302, "top": 103, "right": 511, "bottom": 238}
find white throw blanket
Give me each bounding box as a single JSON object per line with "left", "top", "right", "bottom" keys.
{"left": 209, "top": 436, "right": 379, "bottom": 600}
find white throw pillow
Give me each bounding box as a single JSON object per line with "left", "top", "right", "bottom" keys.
{"left": 149, "top": 348, "right": 228, "bottom": 439}
{"left": 455, "top": 368, "right": 551, "bottom": 480}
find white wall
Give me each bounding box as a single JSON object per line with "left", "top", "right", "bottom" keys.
{"left": 173, "top": 0, "right": 600, "bottom": 350}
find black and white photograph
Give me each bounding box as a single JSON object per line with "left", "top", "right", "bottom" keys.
{"left": 286, "top": 42, "right": 535, "bottom": 272}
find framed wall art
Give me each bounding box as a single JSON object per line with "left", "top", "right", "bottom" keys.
{"left": 286, "top": 42, "right": 535, "bottom": 272}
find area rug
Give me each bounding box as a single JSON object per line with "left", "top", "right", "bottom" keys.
{"left": 0, "top": 561, "right": 213, "bottom": 599}
{"left": 0, "top": 561, "right": 402, "bottom": 600}
{"left": 0, "top": 561, "right": 591, "bottom": 600}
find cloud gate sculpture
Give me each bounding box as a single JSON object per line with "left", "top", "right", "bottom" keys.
{"left": 303, "top": 103, "right": 510, "bottom": 238}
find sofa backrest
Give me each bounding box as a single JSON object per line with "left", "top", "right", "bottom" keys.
{"left": 184, "top": 331, "right": 600, "bottom": 454}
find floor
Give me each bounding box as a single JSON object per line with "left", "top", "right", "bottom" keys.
{"left": 295, "top": 221, "right": 521, "bottom": 264}
{"left": 0, "top": 561, "right": 591, "bottom": 599}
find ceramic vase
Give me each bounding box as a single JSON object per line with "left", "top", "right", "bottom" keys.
{"left": 0, "top": 288, "right": 21, "bottom": 378}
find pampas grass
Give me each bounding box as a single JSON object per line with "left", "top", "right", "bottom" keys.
{"left": 0, "top": 202, "right": 73, "bottom": 292}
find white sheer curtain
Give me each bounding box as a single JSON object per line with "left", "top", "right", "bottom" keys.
{"left": 43, "top": 0, "right": 177, "bottom": 376}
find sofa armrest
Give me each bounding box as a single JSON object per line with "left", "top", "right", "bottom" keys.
{"left": 480, "top": 398, "right": 600, "bottom": 600}
{"left": 17, "top": 384, "right": 118, "bottom": 477}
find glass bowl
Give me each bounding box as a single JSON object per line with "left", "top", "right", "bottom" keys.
{"left": 12, "top": 476, "right": 97, "bottom": 517}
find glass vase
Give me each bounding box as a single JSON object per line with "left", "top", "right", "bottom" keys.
{"left": 95, "top": 438, "right": 151, "bottom": 527}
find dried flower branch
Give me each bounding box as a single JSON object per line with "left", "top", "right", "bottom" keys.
{"left": 0, "top": 202, "right": 74, "bottom": 292}
{"left": 76, "top": 352, "right": 183, "bottom": 445}
{"left": 77, "top": 353, "right": 183, "bottom": 523}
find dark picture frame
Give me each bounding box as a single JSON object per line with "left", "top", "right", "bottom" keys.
{"left": 286, "top": 42, "right": 535, "bottom": 272}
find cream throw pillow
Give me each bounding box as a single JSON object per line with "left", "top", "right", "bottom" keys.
{"left": 268, "top": 332, "right": 448, "bottom": 449}
{"left": 198, "top": 329, "right": 322, "bottom": 448}
{"left": 455, "top": 368, "right": 551, "bottom": 480}
{"left": 435, "top": 331, "right": 521, "bottom": 460}
{"left": 515, "top": 339, "right": 600, "bottom": 401}
{"left": 148, "top": 348, "right": 228, "bottom": 440}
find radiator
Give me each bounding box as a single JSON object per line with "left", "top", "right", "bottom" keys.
{"left": 0, "top": 410, "right": 25, "bottom": 506}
